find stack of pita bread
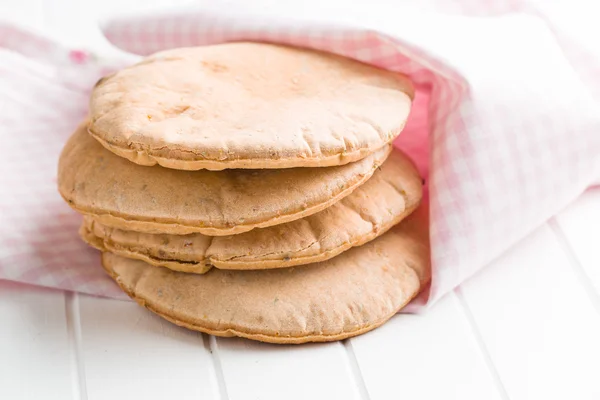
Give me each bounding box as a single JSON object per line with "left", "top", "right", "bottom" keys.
{"left": 58, "top": 43, "right": 430, "bottom": 344}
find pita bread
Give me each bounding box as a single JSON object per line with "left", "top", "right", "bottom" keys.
{"left": 89, "top": 42, "right": 413, "bottom": 171}
{"left": 58, "top": 122, "right": 391, "bottom": 235}
{"left": 101, "top": 207, "right": 430, "bottom": 344}
{"left": 81, "top": 149, "right": 422, "bottom": 273}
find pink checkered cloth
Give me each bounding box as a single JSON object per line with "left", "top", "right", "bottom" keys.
{"left": 1, "top": 2, "right": 599, "bottom": 310}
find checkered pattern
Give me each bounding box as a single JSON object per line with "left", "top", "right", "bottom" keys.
{"left": 1, "top": 2, "right": 599, "bottom": 309}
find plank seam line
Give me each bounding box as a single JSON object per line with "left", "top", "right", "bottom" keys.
{"left": 548, "top": 217, "right": 600, "bottom": 317}
{"left": 454, "top": 289, "right": 511, "bottom": 400}
{"left": 207, "top": 335, "right": 230, "bottom": 400}
{"left": 342, "top": 339, "right": 372, "bottom": 400}
{"left": 65, "top": 292, "right": 88, "bottom": 400}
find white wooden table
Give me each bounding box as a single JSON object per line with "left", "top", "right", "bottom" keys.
{"left": 2, "top": 2, "right": 600, "bottom": 399}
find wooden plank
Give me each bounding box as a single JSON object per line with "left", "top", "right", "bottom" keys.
{"left": 554, "top": 188, "right": 600, "bottom": 295}
{"left": 459, "top": 224, "right": 600, "bottom": 400}
{"left": 78, "top": 295, "right": 220, "bottom": 400}
{"left": 214, "top": 337, "right": 362, "bottom": 400}
{"left": 349, "top": 293, "right": 504, "bottom": 400}
{"left": 0, "top": 281, "right": 74, "bottom": 400}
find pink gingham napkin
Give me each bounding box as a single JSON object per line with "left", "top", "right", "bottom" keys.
{"left": 1, "top": 1, "right": 599, "bottom": 310}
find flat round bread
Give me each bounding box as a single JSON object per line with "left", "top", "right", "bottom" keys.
{"left": 101, "top": 208, "right": 430, "bottom": 344}
{"left": 89, "top": 42, "right": 414, "bottom": 171}
{"left": 81, "top": 149, "right": 422, "bottom": 273}
{"left": 58, "top": 122, "right": 391, "bottom": 236}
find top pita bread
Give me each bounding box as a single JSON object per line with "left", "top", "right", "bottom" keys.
{"left": 89, "top": 42, "right": 414, "bottom": 171}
